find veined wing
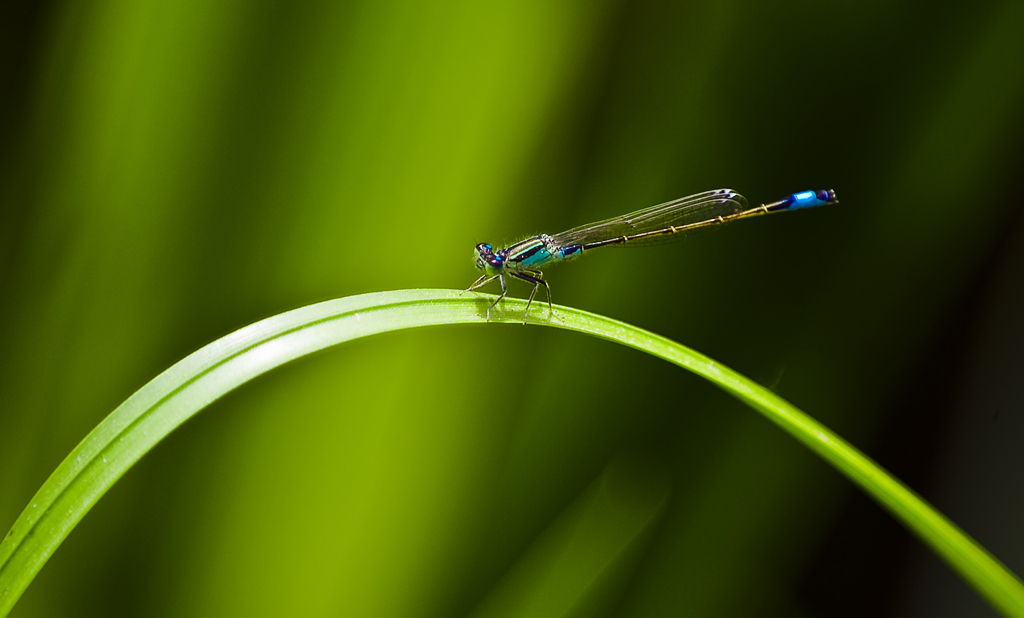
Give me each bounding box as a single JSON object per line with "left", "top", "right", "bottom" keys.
{"left": 550, "top": 189, "right": 749, "bottom": 248}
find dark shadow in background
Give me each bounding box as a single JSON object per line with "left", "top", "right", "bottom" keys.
{"left": 0, "top": 0, "right": 56, "bottom": 292}
{"left": 797, "top": 192, "right": 1024, "bottom": 618}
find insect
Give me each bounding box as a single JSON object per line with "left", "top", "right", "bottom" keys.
{"left": 467, "top": 188, "right": 839, "bottom": 322}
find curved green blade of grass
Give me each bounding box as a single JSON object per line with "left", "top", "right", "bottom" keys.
{"left": 1, "top": 289, "right": 1022, "bottom": 617}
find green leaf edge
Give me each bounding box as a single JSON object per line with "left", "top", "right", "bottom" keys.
{"left": 1, "top": 289, "right": 1022, "bottom": 617}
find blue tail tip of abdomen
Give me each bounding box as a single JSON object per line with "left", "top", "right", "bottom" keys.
{"left": 790, "top": 189, "right": 839, "bottom": 209}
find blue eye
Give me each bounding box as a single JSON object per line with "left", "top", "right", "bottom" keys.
{"left": 484, "top": 244, "right": 492, "bottom": 250}
{"left": 494, "top": 254, "right": 503, "bottom": 262}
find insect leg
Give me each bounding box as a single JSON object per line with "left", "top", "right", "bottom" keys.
{"left": 512, "top": 271, "right": 550, "bottom": 324}
{"left": 486, "top": 275, "right": 507, "bottom": 321}
{"left": 525, "top": 269, "right": 553, "bottom": 313}
{"left": 467, "top": 274, "right": 498, "bottom": 291}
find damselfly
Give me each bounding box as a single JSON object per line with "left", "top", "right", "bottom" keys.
{"left": 467, "top": 188, "right": 839, "bottom": 322}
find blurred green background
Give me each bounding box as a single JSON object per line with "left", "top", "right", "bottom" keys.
{"left": 2, "top": 0, "right": 1023, "bottom": 616}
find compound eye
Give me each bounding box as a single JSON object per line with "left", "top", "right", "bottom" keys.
{"left": 817, "top": 190, "right": 829, "bottom": 201}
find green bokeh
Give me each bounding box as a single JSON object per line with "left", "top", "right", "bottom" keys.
{"left": 1, "top": 0, "right": 1022, "bottom": 616}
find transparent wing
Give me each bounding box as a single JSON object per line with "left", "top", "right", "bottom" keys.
{"left": 550, "top": 189, "right": 749, "bottom": 248}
